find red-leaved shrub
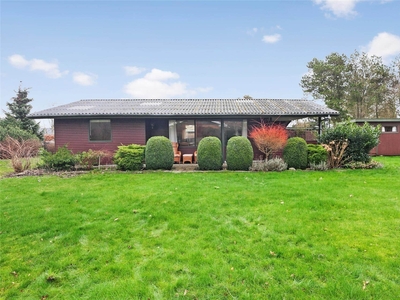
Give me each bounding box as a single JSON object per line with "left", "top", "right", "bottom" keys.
{"left": 249, "top": 121, "right": 289, "bottom": 160}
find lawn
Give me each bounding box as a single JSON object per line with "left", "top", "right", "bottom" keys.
{"left": 1, "top": 157, "right": 399, "bottom": 299}
{"left": 0, "top": 159, "right": 13, "bottom": 177}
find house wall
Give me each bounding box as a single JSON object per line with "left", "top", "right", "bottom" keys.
{"left": 54, "top": 117, "right": 317, "bottom": 162}
{"left": 356, "top": 121, "right": 400, "bottom": 156}
{"left": 54, "top": 118, "right": 146, "bottom": 154}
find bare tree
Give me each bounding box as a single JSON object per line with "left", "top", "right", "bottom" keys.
{"left": 0, "top": 137, "right": 41, "bottom": 172}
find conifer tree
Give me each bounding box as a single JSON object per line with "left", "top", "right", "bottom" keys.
{"left": 4, "top": 84, "right": 43, "bottom": 140}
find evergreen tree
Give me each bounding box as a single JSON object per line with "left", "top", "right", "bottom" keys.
{"left": 4, "top": 85, "right": 43, "bottom": 140}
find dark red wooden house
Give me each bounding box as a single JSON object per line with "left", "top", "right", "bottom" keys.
{"left": 354, "top": 119, "right": 400, "bottom": 156}
{"left": 29, "top": 99, "right": 339, "bottom": 160}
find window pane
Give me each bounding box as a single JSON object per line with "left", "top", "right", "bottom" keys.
{"left": 224, "top": 120, "right": 243, "bottom": 145}
{"left": 177, "top": 120, "right": 195, "bottom": 146}
{"left": 196, "top": 120, "right": 221, "bottom": 144}
{"left": 90, "top": 120, "right": 111, "bottom": 141}
{"left": 382, "top": 126, "right": 396, "bottom": 133}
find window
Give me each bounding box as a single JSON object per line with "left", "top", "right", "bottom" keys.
{"left": 90, "top": 120, "right": 111, "bottom": 141}
{"left": 196, "top": 120, "right": 221, "bottom": 145}
{"left": 224, "top": 120, "right": 244, "bottom": 146}
{"left": 176, "top": 120, "right": 195, "bottom": 146}
{"left": 172, "top": 119, "right": 246, "bottom": 147}
{"left": 381, "top": 126, "right": 397, "bottom": 133}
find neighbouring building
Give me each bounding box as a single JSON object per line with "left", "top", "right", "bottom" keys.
{"left": 354, "top": 119, "right": 400, "bottom": 156}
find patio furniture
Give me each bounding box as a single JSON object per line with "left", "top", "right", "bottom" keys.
{"left": 172, "top": 142, "right": 181, "bottom": 164}
{"left": 182, "top": 153, "right": 193, "bottom": 164}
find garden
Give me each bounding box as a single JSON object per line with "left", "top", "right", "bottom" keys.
{"left": 1, "top": 119, "right": 400, "bottom": 299}
{"left": 1, "top": 155, "right": 399, "bottom": 299}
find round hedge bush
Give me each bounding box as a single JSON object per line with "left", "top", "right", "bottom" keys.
{"left": 226, "top": 136, "right": 253, "bottom": 171}
{"left": 307, "top": 144, "right": 328, "bottom": 165}
{"left": 145, "top": 136, "right": 174, "bottom": 170}
{"left": 283, "top": 137, "right": 308, "bottom": 169}
{"left": 197, "top": 136, "right": 222, "bottom": 170}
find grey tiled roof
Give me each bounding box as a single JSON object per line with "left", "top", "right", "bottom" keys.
{"left": 29, "top": 99, "right": 339, "bottom": 118}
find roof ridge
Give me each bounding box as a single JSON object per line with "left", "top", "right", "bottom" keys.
{"left": 78, "top": 98, "right": 308, "bottom": 101}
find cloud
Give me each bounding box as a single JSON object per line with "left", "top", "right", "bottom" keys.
{"left": 247, "top": 27, "right": 258, "bottom": 36}
{"left": 365, "top": 32, "right": 400, "bottom": 61}
{"left": 262, "top": 34, "right": 281, "bottom": 44}
{"left": 124, "top": 66, "right": 146, "bottom": 76}
{"left": 8, "top": 54, "right": 68, "bottom": 78}
{"left": 8, "top": 54, "right": 30, "bottom": 68}
{"left": 73, "top": 72, "right": 97, "bottom": 86}
{"left": 124, "top": 68, "right": 212, "bottom": 98}
{"left": 313, "top": 0, "right": 359, "bottom": 18}
{"left": 144, "top": 68, "right": 180, "bottom": 81}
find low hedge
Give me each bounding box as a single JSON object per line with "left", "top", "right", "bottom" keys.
{"left": 40, "top": 145, "right": 77, "bottom": 171}
{"left": 113, "top": 144, "right": 145, "bottom": 171}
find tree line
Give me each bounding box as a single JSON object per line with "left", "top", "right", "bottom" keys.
{"left": 301, "top": 50, "right": 400, "bottom": 120}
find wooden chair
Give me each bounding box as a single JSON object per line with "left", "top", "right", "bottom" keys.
{"left": 172, "top": 142, "right": 181, "bottom": 164}
{"left": 194, "top": 151, "right": 197, "bottom": 164}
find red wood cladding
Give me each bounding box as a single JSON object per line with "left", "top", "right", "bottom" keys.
{"left": 54, "top": 118, "right": 146, "bottom": 154}
{"left": 356, "top": 121, "right": 400, "bottom": 156}
{"left": 373, "top": 130, "right": 400, "bottom": 156}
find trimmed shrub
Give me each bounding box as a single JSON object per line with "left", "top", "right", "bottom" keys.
{"left": 40, "top": 145, "right": 77, "bottom": 171}
{"left": 226, "top": 136, "right": 253, "bottom": 171}
{"left": 113, "top": 144, "right": 145, "bottom": 171}
{"left": 197, "top": 137, "right": 222, "bottom": 170}
{"left": 307, "top": 144, "right": 328, "bottom": 165}
{"left": 264, "top": 157, "right": 287, "bottom": 172}
{"left": 283, "top": 137, "right": 308, "bottom": 169}
{"left": 145, "top": 136, "right": 174, "bottom": 170}
{"left": 319, "top": 121, "right": 380, "bottom": 163}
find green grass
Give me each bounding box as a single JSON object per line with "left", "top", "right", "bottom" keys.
{"left": 1, "top": 157, "right": 399, "bottom": 299}
{"left": 0, "top": 160, "right": 13, "bottom": 177}
{"left": 0, "top": 158, "right": 41, "bottom": 177}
